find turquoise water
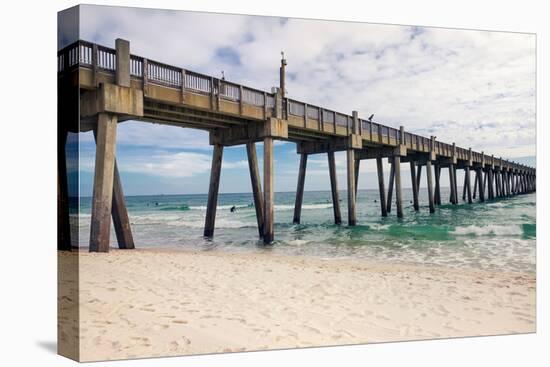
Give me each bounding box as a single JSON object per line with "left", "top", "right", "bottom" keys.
{"left": 77, "top": 188, "right": 536, "bottom": 273}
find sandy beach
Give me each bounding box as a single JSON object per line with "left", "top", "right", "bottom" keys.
{"left": 58, "top": 248, "right": 535, "bottom": 361}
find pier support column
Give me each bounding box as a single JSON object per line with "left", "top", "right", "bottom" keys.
{"left": 465, "top": 166, "right": 472, "bottom": 204}
{"left": 482, "top": 170, "right": 488, "bottom": 200}
{"left": 354, "top": 158, "right": 360, "bottom": 198}
{"left": 462, "top": 173, "right": 467, "bottom": 201}
{"left": 204, "top": 144, "right": 224, "bottom": 238}
{"left": 448, "top": 164, "right": 457, "bottom": 204}
{"left": 58, "top": 127, "right": 71, "bottom": 251}
{"left": 426, "top": 160, "right": 435, "bottom": 213}
{"left": 434, "top": 163, "right": 441, "bottom": 205}
{"left": 376, "top": 157, "right": 388, "bottom": 217}
{"left": 394, "top": 156, "right": 403, "bottom": 218}
{"left": 493, "top": 170, "right": 497, "bottom": 198}
{"left": 90, "top": 113, "right": 118, "bottom": 252}
{"left": 478, "top": 169, "right": 485, "bottom": 202}
{"left": 496, "top": 170, "right": 500, "bottom": 197}
{"left": 473, "top": 170, "right": 478, "bottom": 199}
{"left": 488, "top": 169, "right": 494, "bottom": 199}
{"left": 292, "top": 153, "right": 307, "bottom": 225}
{"left": 453, "top": 165, "right": 459, "bottom": 204}
{"left": 485, "top": 170, "right": 490, "bottom": 199}
{"left": 387, "top": 161, "right": 395, "bottom": 213}
{"left": 416, "top": 165, "right": 422, "bottom": 195}
{"left": 111, "top": 161, "right": 135, "bottom": 249}
{"left": 246, "top": 142, "right": 264, "bottom": 237}
{"left": 496, "top": 172, "right": 502, "bottom": 197}
{"left": 488, "top": 170, "right": 493, "bottom": 199}
{"left": 410, "top": 161, "right": 419, "bottom": 211}
{"left": 292, "top": 153, "right": 307, "bottom": 224}
{"left": 328, "top": 151, "right": 342, "bottom": 224}
{"left": 347, "top": 149, "right": 357, "bottom": 225}
{"left": 92, "top": 130, "right": 135, "bottom": 249}
{"left": 263, "top": 137, "right": 275, "bottom": 243}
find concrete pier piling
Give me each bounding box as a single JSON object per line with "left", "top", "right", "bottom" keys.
{"left": 263, "top": 137, "right": 275, "bottom": 243}
{"left": 90, "top": 113, "right": 118, "bottom": 252}
{"left": 246, "top": 142, "right": 264, "bottom": 237}
{"left": 434, "top": 163, "right": 442, "bottom": 205}
{"left": 347, "top": 149, "right": 357, "bottom": 225}
{"left": 376, "top": 157, "right": 388, "bottom": 217}
{"left": 465, "top": 166, "right": 472, "bottom": 204}
{"left": 328, "top": 151, "right": 342, "bottom": 224}
{"left": 426, "top": 160, "right": 435, "bottom": 213}
{"left": 57, "top": 127, "right": 71, "bottom": 251}
{"left": 387, "top": 161, "right": 395, "bottom": 213}
{"left": 394, "top": 156, "right": 403, "bottom": 218}
{"left": 204, "top": 144, "right": 223, "bottom": 238}
{"left": 293, "top": 153, "right": 308, "bottom": 225}
{"left": 410, "top": 161, "right": 419, "bottom": 211}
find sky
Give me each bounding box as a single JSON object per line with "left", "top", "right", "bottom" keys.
{"left": 61, "top": 5, "right": 536, "bottom": 196}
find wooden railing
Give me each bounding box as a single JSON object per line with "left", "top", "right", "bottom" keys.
{"left": 57, "top": 40, "right": 534, "bottom": 172}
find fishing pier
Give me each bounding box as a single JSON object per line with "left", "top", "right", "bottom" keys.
{"left": 57, "top": 39, "right": 536, "bottom": 251}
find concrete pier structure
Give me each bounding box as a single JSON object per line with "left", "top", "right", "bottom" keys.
{"left": 58, "top": 39, "right": 536, "bottom": 250}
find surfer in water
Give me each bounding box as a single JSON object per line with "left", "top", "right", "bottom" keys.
{"left": 230, "top": 205, "right": 237, "bottom": 213}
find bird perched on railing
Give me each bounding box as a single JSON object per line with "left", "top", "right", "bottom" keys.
{"left": 368, "top": 114, "right": 374, "bottom": 121}
{"left": 221, "top": 70, "right": 225, "bottom": 80}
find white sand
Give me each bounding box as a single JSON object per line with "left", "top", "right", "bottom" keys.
{"left": 58, "top": 249, "right": 535, "bottom": 361}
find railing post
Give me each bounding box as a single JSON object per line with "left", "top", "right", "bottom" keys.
{"left": 115, "top": 38, "right": 130, "bottom": 87}
{"left": 352, "top": 111, "right": 360, "bottom": 135}
{"left": 142, "top": 58, "right": 148, "bottom": 95}
{"left": 273, "top": 87, "right": 283, "bottom": 119}
{"left": 239, "top": 85, "right": 244, "bottom": 115}
{"left": 181, "top": 68, "right": 186, "bottom": 103}
{"left": 92, "top": 43, "right": 98, "bottom": 87}
{"left": 263, "top": 92, "right": 268, "bottom": 119}
{"left": 210, "top": 77, "right": 216, "bottom": 110}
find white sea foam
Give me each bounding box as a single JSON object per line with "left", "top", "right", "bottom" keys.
{"left": 287, "top": 239, "right": 310, "bottom": 246}
{"left": 164, "top": 218, "right": 256, "bottom": 229}
{"left": 369, "top": 223, "right": 391, "bottom": 231}
{"left": 189, "top": 204, "right": 252, "bottom": 210}
{"left": 274, "top": 203, "right": 333, "bottom": 210}
{"left": 451, "top": 224, "right": 523, "bottom": 236}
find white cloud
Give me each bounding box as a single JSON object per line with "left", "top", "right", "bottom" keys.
{"left": 79, "top": 150, "right": 247, "bottom": 177}
{"left": 79, "top": 6, "right": 535, "bottom": 163}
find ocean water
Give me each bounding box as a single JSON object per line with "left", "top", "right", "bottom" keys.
{"left": 76, "top": 188, "right": 536, "bottom": 273}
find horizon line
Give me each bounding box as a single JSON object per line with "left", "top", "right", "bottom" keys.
{"left": 76, "top": 186, "right": 458, "bottom": 198}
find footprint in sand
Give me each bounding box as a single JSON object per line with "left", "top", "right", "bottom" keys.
{"left": 139, "top": 307, "right": 156, "bottom": 312}
{"left": 172, "top": 319, "right": 188, "bottom": 324}
{"left": 226, "top": 317, "right": 246, "bottom": 324}
{"left": 433, "top": 305, "right": 449, "bottom": 316}
{"left": 169, "top": 341, "right": 180, "bottom": 351}
{"left": 152, "top": 324, "right": 170, "bottom": 330}
{"left": 376, "top": 314, "right": 390, "bottom": 321}
{"left": 303, "top": 325, "right": 321, "bottom": 334}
